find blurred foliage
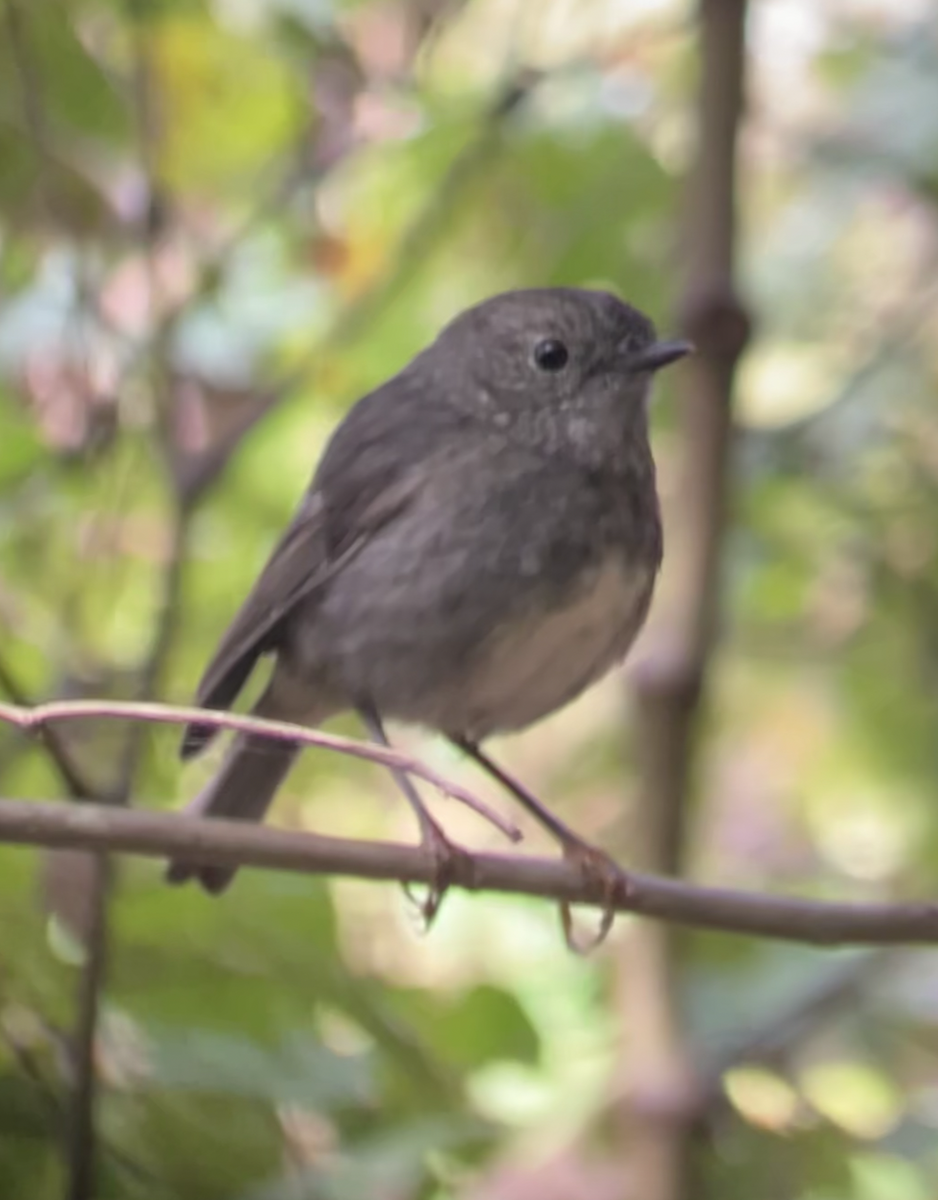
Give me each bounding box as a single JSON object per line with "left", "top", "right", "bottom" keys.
{"left": 5, "top": 0, "right": 938, "bottom": 1197}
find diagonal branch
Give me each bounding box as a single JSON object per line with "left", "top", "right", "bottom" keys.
{"left": 0, "top": 690, "right": 516, "bottom": 1199}
{"left": 0, "top": 698, "right": 520, "bottom": 841}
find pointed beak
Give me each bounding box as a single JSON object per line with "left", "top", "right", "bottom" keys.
{"left": 630, "top": 339, "right": 694, "bottom": 373}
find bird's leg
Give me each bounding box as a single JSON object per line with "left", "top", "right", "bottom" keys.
{"left": 359, "top": 706, "right": 462, "bottom": 926}
{"left": 452, "top": 737, "right": 628, "bottom": 951}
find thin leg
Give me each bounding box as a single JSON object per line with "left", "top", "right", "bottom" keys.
{"left": 453, "top": 738, "right": 589, "bottom": 848}
{"left": 360, "top": 706, "right": 461, "bottom": 923}
{"left": 452, "top": 737, "right": 626, "bottom": 950}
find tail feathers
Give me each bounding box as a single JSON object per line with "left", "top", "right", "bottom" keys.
{"left": 167, "top": 733, "right": 299, "bottom": 893}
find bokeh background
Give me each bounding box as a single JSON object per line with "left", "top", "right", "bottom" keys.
{"left": 3, "top": 0, "right": 938, "bottom": 1197}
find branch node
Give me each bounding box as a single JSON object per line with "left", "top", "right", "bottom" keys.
{"left": 623, "top": 1073, "right": 706, "bottom": 1127}
{"left": 680, "top": 284, "right": 752, "bottom": 364}
{"left": 632, "top": 648, "right": 704, "bottom": 715}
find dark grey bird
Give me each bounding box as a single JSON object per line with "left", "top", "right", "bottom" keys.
{"left": 167, "top": 288, "right": 691, "bottom": 893}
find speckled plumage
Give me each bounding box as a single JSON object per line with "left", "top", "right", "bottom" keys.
{"left": 168, "top": 288, "right": 689, "bottom": 891}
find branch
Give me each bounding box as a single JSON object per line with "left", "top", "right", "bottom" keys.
{"left": 323, "top": 72, "right": 536, "bottom": 350}
{"left": 701, "top": 949, "right": 894, "bottom": 1092}
{"left": 616, "top": 2, "right": 752, "bottom": 1195}
{"left": 0, "top": 662, "right": 110, "bottom": 1200}
{"left": 4, "top": 700, "right": 936, "bottom": 946}
{"left": 0, "top": 657, "right": 97, "bottom": 800}
{"left": 4, "top": 0, "right": 54, "bottom": 224}
{"left": 65, "top": 856, "right": 109, "bottom": 1200}
{"left": 0, "top": 699, "right": 520, "bottom": 841}
{"left": 114, "top": 508, "right": 191, "bottom": 792}
{"left": 0, "top": 798, "right": 934, "bottom": 946}
{"left": 0, "top": 1016, "right": 159, "bottom": 1189}
{"left": 108, "top": 69, "right": 538, "bottom": 506}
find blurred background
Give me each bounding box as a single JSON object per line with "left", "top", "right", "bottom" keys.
{"left": 3, "top": 0, "right": 938, "bottom": 1197}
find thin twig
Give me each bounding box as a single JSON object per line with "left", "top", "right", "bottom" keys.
{"left": 4, "top": 0, "right": 53, "bottom": 221}
{"left": 114, "top": 506, "right": 191, "bottom": 791}
{"left": 0, "top": 1019, "right": 160, "bottom": 1187}
{"left": 701, "top": 949, "right": 894, "bottom": 1096}
{"left": 0, "top": 657, "right": 97, "bottom": 800}
{"left": 0, "top": 699, "right": 521, "bottom": 841}
{"left": 0, "top": 798, "right": 935, "bottom": 946}
{"left": 322, "top": 73, "right": 536, "bottom": 350}
{"left": 105, "top": 68, "right": 537, "bottom": 480}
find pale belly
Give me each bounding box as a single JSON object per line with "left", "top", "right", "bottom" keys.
{"left": 427, "top": 556, "right": 656, "bottom": 740}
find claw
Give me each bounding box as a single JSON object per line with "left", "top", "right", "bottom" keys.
{"left": 451, "top": 738, "right": 630, "bottom": 952}
{"left": 402, "top": 808, "right": 465, "bottom": 929}
{"left": 360, "top": 705, "right": 468, "bottom": 928}
{"left": 558, "top": 840, "right": 628, "bottom": 954}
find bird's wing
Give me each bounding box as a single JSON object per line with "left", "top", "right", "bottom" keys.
{"left": 181, "top": 469, "right": 423, "bottom": 759}
{"left": 181, "top": 370, "right": 473, "bottom": 759}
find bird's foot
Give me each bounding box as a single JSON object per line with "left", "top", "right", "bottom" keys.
{"left": 403, "top": 808, "right": 467, "bottom": 929}
{"left": 450, "top": 738, "right": 628, "bottom": 952}
{"left": 557, "top": 834, "right": 630, "bottom": 954}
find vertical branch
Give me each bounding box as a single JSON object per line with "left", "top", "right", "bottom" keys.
{"left": 615, "top": 2, "right": 752, "bottom": 1199}
{"left": 64, "top": 858, "right": 110, "bottom": 1200}
{"left": 0, "top": 663, "right": 112, "bottom": 1200}
{"left": 115, "top": 506, "right": 191, "bottom": 786}
{"left": 66, "top": 9, "right": 178, "bottom": 1198}
{"left": 2, "top": 5, "right": 115, "bottom": 1196}
{"left": 3, "top": 0, "right": 53, "bottom": 223}
{"left": 65, "top": 518, "right": 190, "bottom": 1200}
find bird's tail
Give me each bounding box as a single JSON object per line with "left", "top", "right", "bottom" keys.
{"left": 166, "top": 732, "right": 299, "bottom": 893}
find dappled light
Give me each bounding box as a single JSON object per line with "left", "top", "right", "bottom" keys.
{"left": 4, "top": 1, "right": 938, "bottom": 1198}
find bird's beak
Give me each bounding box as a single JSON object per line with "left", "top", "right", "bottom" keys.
{"left": 630, "top": 339, "right": 694, "bottom": 373}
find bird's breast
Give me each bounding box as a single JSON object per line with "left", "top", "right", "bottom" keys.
{"left": 444, "top": 553, "right": 656, "bottom": 739}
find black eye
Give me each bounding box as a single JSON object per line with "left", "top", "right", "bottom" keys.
{"left": 533, "top": 338, "right": 569, "bottom": 372}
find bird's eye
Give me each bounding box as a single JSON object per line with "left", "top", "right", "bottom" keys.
{"left": 533, "top": 338, "right": 569, "bottom": 372}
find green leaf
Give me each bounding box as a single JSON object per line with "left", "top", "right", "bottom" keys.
{"left": 0, "top": 1073, "right": 55, "bottom": 1139}
{"left": 111, "top": 874, "right": 341, "bottom": 1038}
{"left": 0, "top": 9, "right": 129, "bottom": 144}
{"left": 142, "top": 1026, "right": 374, "bottom": 1108}
{"left": 151, "top": 14, "right": 305, "bottom": 191}
{"left": 241, "top": 1115, "right": 493, "bottom": 1200}
{"left": 103, "top": 1090, "right": 283, "bottom": 1200}
{"left": 0, "top": 403, "right": 44, "bottom": 488}
{"left": 387, "top": 984, "right": 540, "bottom": 1072}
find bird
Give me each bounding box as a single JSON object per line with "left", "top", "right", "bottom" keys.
{"left": 166, "top": 287, "right": 691, "bottom": 894}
